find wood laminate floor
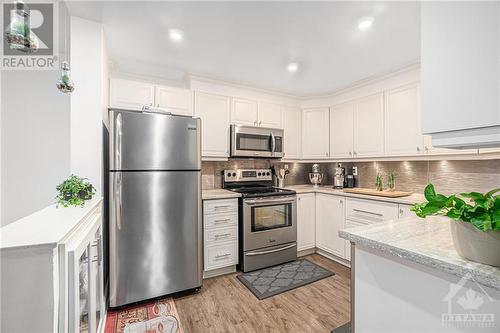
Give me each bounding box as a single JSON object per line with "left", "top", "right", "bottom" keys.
{"left": 174, "top": 254, "right": 351, "bottom": 333}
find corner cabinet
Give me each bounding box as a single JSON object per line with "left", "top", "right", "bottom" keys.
{"left": 194, "top": 92, "right": 231, "bottom": 158}
{"left": 281, "top": 106, "right": 301, "bottom": 159}
{"left": 0, "top": 199, "right": 104, "bottom": 333}
{"left": 315, "top": 194, "right": 345, "bottom": 258}
{"left": 302, "top": 107, "right": 330, "bottom": 159}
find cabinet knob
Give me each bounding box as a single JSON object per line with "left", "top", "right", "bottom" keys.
{"left": 340, "top": 200, "right": 343, "bottom": 204}
{"left": 424, "top": 146, "right": 429, "bottom": 152}
{"left": 259, "top": 121, "right": 262, "bottom": 126}
{"left": 417, "top": 147, "right": 421, "bottom": 152}
{"left": 349, "top": 152, "right": 352, "bottom": 156}
{"left": 325, "top": 152, "right": 329, "bottom": 157}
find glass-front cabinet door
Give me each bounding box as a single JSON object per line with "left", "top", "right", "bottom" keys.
{"left": 68, "top": 210, "right": 102, "bottom": 333}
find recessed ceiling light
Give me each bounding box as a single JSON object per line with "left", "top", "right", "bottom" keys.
{"left": 168, "top": 29, "right": 184, "bottom": 41}
{"left": 287, "top": 62, "right": 299, "bottom": 72}
{"left": 358, "top": 17, "right": 374, "bottom": 31}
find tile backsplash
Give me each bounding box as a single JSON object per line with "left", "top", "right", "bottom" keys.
{"left": 202, "top": 159, "right": 500, "bottom": 195}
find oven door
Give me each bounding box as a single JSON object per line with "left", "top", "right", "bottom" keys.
{"left": 242, "top": 195, "right": 297, "bottom": 251}
{"left": 231, "top": 125, "right": 284, "bottom": 158}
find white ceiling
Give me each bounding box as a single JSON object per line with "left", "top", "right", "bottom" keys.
{"left": 67, "top": 1, "right": 421, "bottom": 97}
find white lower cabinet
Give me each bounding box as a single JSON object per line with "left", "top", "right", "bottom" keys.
{"left": 297, "top": 193, "right": 316, "bottom": 251}
{"left": 315, "top": 194, "right": 346, "bottom": 259}
{"left": 0, "top": 199, "right": 104, "bottom": 333}
{"left": 203, "top": 199, "right": 239, "bottom": 273}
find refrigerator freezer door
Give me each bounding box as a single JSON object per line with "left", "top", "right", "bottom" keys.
{"left": 109, "top": 109, "right": 201, "bottom": 171}
{"left": 109, "top": 171, "right": 202, "bottom": 307}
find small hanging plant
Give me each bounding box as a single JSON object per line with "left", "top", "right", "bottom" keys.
{"left": 56, "top": 175, "right": 96, "bottom": 208}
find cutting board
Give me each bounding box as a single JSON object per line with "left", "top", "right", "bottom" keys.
{"left": 342, "top": 188, "right": 413, "bottom": 198}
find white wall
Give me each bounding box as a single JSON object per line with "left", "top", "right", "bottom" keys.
{"left": 1, "top": 70, "right": 71, "bottom": 226}
{"left": 70, "top": 16, "right": 105, "bottom": 194}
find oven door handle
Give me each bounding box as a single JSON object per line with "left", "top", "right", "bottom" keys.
{"left": 246, "top": 243, "right": 296, "bottom": 256}
{"left": 244, "top": 196, "right": 295, "bottom": 205}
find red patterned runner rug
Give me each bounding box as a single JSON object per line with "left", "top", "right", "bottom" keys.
{"left": 104, "top": 297, "right": 183, "bottom": 333}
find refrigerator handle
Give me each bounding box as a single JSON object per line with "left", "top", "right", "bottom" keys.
{"left": 114, "top": 172, "right": 123, "bottom": 230}
{"left": 115, "top": 113, "right": 123, "bottom": 170}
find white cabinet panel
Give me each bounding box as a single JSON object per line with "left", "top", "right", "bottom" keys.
{"left": 297, "top": 193, "right": 316, "bottom": 251}
{"left": 155, "top": 85, "right": 193, "bottom": 116}
{"left": 354, "top": 94, "right": 385, "bottom": 158}
{"left": 281, "top": 106, "right": 301, "bottom": 159}
{"left": 315, "top": 194, "right": 345, "bottom": 258}
{"left": 231, "top": 98, "right": 258, "bottom": 126}
{"left": 204, "top": 241, "right": 238, "bottom": 271}
{"left": 421, "top": 2, "right": 500, "bottom": 148}
{"left": 385, "top": 84, "right": 424, "bottom": 156}
{"left": 302, "top": 108, "right": 330, "bottom": 159}
{"left": 258, "top": 102, "right": 282, "bottom": 128}
{"left": 109, "top": 78, "right": 154, "bottom": 110}
{"left": 194, "top": 92, "right": 231, "bottom": 158}
{"left": 330, "top": 102, "right": 354, "bottom": 158}
{"left": 346, "top": 198, "right": 399, "bottom": 223}
{"left": 423, "top": 136, "right": 478, "bottom": 156}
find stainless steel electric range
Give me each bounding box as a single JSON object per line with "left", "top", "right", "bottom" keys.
{"left": 222, "top": 169, "right": 297, "bottom": 272}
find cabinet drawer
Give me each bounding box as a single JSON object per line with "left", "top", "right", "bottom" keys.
{"left": 204, "top": 213, "right": 238, "bottom": 229}
{"left": 203, "top": 199, "right": 238, "bottom": 215}
{"left": 204, "top": 226, "right": 238, "bottom": 244}
{"left": 346, "top": 198, "right": 398, "bottom": 223}
{"left": 205, "top": 241, "right": 238, "bottom": 271}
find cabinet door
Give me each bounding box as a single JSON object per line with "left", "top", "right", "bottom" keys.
{"left": 385, "top": 84, "right": 424, "bottom": 156}
{"left": 231, "top": 98, "right": 258, "bottom": 126}
{"left": 257, "top": 102, "right": 282, "bottom": 128}
{"left": 302, "top": 108, "right": 330, "bottom": 159}
{"left": 281, "top": 106, "right": 301, "bottom": 159}
{"left": 109, "top": 78, "right": 154, "bottom": 110}
{"left": 398, "top": 204, "right": 414, "bottom": 219}
{"left": 297, "top": 193, "right": 316, "bottom": 251}
{"left": 195, "top": 92, "right": 231, "bottom": 158}
{"left": 155, "top": 85, "right": 193, "bottom": 116}
{"left": 315, "top": 194, "right": 345, "bottom": 258}
{"left": 354, "top": 94, "right": 385, "bottom": 158}
{"left": 330, "top": 102, "right": 354, "bottom": 158}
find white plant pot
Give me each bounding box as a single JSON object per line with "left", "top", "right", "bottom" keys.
{"left": 450, "top": 220, "right": 500, "bottom": 267}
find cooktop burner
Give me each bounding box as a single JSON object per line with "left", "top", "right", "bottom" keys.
{"left": 229, "top": 187, "right": 296, "bottom": 198}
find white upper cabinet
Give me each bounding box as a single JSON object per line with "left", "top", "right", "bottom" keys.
{"left": 315, "top": 194, "right": 345, "bottom": 258}
{"left": 231, "top": 98, "right": 258, "bottom": 126}
{"left": 297, "top": 193, "right": 316, "bottom": 251}
{"left": 257, "top": 102, "right": 282, "bottom": 128}
{"left": 421, "top": 2, "right": 500, "bottom": 148}
{"left": 330, "top": 102, "right": 354, "bottom": 159}
{"left": 109, "top": 78, "right": 154, "bottom": 110}
{"left": 194, "top": 92, "right": 231, "bottom": 158}
{"left": 302, "top": 107, "right": 330, "bottom": 159}
{"left": 354, "top": 93, "right": 385, "bottom": 157}
{"left": 281, "top": 106, "right": 301, "bottom": 159}
{"left": 155, "top": 85, "right": 193, "bottom": 116}
{"left": 384, "top": 84, "right": 424, "bottom": 156}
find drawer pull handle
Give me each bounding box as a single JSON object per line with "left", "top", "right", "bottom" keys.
{"left": 214, "top": 233, "right": 232, "bottom": 239}
{"left": 352, "top": 208, "right": 383, "bottom": 217}
{"left": 214, "top": 218, "right": 231, "bottom": 224}
{"left": 213, "top": 205, "right": 231, "bottom": 209}
{"left": 215, "top": 253, "right": 231, "bottom": 260}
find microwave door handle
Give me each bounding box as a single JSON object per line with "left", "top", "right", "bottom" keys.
{"left": 271, "top": 132, "right": 276, "bottom": 154}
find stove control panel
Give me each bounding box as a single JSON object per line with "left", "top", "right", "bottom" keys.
{"left": 223, "top": 169, "right": 272, "bottom": 182}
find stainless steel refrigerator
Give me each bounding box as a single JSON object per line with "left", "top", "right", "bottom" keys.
{"left": 108, "top": 109, "right": 202, "bottom": 308}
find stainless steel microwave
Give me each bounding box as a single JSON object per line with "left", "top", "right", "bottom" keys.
{"left": 230, "top": 125, "right": 284, "bottom": 158}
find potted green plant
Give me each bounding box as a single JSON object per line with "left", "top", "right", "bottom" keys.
{"left": 56, "top": 175, "right": 96, "bottom": 208}
{"left": 411, "top": 184, "right": 500, "bottom": 266}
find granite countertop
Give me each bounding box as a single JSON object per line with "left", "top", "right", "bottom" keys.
{"left": 339, "top": 216, "right": 500, "bottom": 291}
{"left": 202, "top": 188, "right": 241, "bottom": 200}
{"left": 284, "top": 184, "right": 425, "bottom": 205}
